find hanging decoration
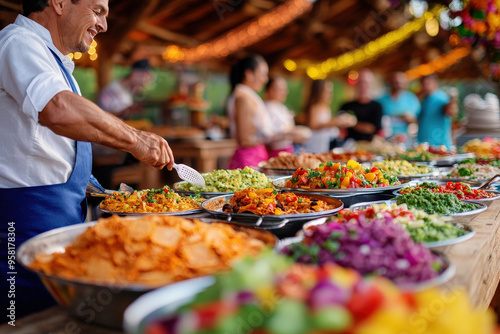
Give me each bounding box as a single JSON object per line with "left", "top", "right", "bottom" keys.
{"left": 390, "top": 0, "right": 500, "bottom": 78}
{"left": 284, "top": 6, "right": 444, "bottom": 79}
{"left": 405, "top": 46, "right": 471, "bottom": 80}
{"left": 69, "top": 40, "right": 99, "bottom": 62}
{"left": 162, "top": 0, "right": 313, "bottom": 63}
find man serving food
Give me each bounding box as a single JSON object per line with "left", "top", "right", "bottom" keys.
{"left": 0, "top": 0, "right": 175, "bottom": 318}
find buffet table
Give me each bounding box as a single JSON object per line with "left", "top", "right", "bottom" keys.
{"left": 3, "top": 198, "right": 500, "bottom": 333}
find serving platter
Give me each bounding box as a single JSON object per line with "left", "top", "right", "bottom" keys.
{"left": 349, "top": 199, "right": 487, "bottom": 225}
{"left": 98, "top": 207, "right": 203, "bottom": 216}
{"left": 173, "top": 181, "right": 234, "bottom": 198}
{"left": 272, "top": 176, "right": 411, "bottom": 195}
{"left": 201, "top": 193, "right": 344, "bottom": 228}
{"left": 391, "top": 179, "right": 500, "bottom": 207}
{"left": 413, "top": 153, "right": 475, "bottom": 166}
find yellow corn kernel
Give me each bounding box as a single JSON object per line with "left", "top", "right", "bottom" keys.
{"left": 249, "top": 192, "right": 257, "bottom": 199}
{"left": 275, "top": 208, "right": 282, "bottom": 215}
{"left": 346, "top": 171, "right": 353, "bottom": 178}
{"left": 264, "top": 198, "right": 274, "bottom": 204}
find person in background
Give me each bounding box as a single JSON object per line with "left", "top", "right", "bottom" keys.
{"left": 302, "top": 80, "right": 357, "bottom": 153}
{"left": 0, "top": 0, "right": 174, "bottom": 318}
{"left": 264, "top": 76, "right": 296, "bottom": 156}
{"left": 227, "top": 55, "right": 274, "bottom": 168}
{"left": 377, "top": 71, "right": 420, "bottom": 144}
{"left": 417, "top": 74, "right": 458, "bottom": 148}
{"left": 98, "top": 59, "right": 153, "bottom": 119}
{"left": 339, "top": 69, "right": 383, "bottom": 142}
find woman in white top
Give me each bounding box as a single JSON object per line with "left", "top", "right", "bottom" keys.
{"left": 264, "top": 76, "right": 296, "bottom": 157}
{"left": 227, "top": 55, "right": 274, "bottom": 169}
{"left": 303, "top": 80, "right": 357, "bottom": 153}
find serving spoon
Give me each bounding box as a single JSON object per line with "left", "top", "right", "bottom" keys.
{"left": 478, "top": 174, "right": 500, "bottom": 190}
{"left": 173, "top": 162, "right": 206, "bottom": 188}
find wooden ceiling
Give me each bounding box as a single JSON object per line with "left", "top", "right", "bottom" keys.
{"left": 0, "top": 0, "right": 485, "bottom": 82}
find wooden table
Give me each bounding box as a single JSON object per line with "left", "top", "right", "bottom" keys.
{"left": 4, "top": 199, "right": 500, "bottom": 333}
{"left": 169, "top": 139, "right": 237, "bottom": 173}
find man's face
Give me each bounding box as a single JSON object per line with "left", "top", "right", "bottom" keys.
{"left": 62, "top": 0, "right": 108, "bottom": 53}
{"left": 130, "top": 70, "right": 152, "bottom": 93}
{"left": 390, "top": 73, "right": 407, "bottom": 92}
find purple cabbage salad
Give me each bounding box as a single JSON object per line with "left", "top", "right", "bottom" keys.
{"left": 281, "top": 213, "right": 444, "bottom": 285}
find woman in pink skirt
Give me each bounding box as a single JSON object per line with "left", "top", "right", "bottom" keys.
{"left": 227, "top": 55, "right": 274, "bottom": 169}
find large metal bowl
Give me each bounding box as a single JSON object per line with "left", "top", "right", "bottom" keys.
{"left": 123, "top": 276, "right": 215, "bottom": 334}
{"left": 17, "top": 218, "right": 277, "bottom": 329}
{"left": 392, "top": 180, "right": 500, "bottom": 207}
{"left": 349, "top": 199, "right": 488, "bottom": 225}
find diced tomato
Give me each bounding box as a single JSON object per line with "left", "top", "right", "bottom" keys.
{"left": 296, "top": 168, "right": 308, "bottom": 175}
{"left": 299, "top": 175, "right": 308, "bottom": 185}
{"left": 346, "top": 285, "right": 385, "bottom": 322}
{"left": 286, "top": 196, "right": 298, "bottom": 203}
{"left": 370, "top": 167, "right": 379, "bottom": 173}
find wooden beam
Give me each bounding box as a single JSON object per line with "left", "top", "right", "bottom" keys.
{"left": 96, "top": 0, "right": 160, "bottom": 89}
{"left": 0, "top": 0, "right": 21, "bottom": 12}
{"left": 136, "top": 22, "right": 199, "bottom": 46}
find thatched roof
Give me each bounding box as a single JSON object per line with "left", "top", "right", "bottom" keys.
{"left": 0, "top": 0, "right": 485, "bottom": 82}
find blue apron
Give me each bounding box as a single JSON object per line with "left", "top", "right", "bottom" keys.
{"left": 0, "top": 48, "right": 92, "bottom": 319}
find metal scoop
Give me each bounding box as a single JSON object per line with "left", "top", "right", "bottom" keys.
{"left": 173, "top": 162, "right": 206, "bottom": 188}
{"left": 478, "top": 174, "right": 500, "bottom": 190}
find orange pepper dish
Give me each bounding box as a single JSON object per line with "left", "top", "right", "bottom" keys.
{"left": 222, "top": 188, "right": 336, "bottom": 215}
{"left": 285, "top": 160, "right": 401, "bottom": 189}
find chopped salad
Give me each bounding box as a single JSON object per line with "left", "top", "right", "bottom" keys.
{"left": 285, "top": 160, "right": 400, "bottom": 189}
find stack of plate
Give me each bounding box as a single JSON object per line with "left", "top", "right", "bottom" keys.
{"left": 464, "top": 93, "right": 500, "bottom": 130}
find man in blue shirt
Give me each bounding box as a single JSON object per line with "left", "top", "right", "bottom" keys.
{"left": 417, "top": 74, "right": 458, "bottom": 148}
{"left": 378, "top": 72, "right": 420, "bottom": 144}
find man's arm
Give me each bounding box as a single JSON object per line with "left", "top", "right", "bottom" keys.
{"left": 39, "top": 91, "right": 174, "bottom": 170}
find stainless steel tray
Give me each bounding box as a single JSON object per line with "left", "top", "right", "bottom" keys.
{"left": 173, "top": 181, "right": 235, "bottom": 198}
{"left": 272, "top": 176, "right": 411, "bottom": 195}
{"left": 201, "top": 193, "right": 344, "bottom": 227}
{"left": 398, "top": 153, "right": 475, "bottom": 166}
{"left": 349, "top": 199, "right": 487, "bottom": 225}
{"left": 98, "top": 207, "right": 203, "bottom": 216}
{"left": 392, "top": 180, "right": 500, "bottom": 207}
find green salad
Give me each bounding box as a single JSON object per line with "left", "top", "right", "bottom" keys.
{"left": 396, "top": 188, "right": 479, "bottom": 215}
{"left": 176, "top": 166, "right": 274, "bottom": 192}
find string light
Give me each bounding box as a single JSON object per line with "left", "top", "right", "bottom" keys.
{"left": 163, "top": 0, "right": 313, "bottom": 63}
{"left": 405, "top": 46, "right": 470, "bottom": 80}
{"left": 285, "top": 6, "right": 445, "bottom": 79}
{"left": 68, "top": 39, "right": 99, "bottom": 62}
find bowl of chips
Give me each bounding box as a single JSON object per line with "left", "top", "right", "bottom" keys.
{"left": 17, "top": 215, "right": 276, "bottom": 328}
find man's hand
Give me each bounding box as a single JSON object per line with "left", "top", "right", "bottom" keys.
{"left": 444, "top": 102, "right": 458, "bottom": 118}
{"left": 400, "top": 113, "right": 416, "bottom": 124}
{"left": 40, "top": 91, "right": 175, "bottom": 170}
{"left": 130, "top": 130, "right": 174, "bottom": 170}
{"left": 333, "top": 113, "right": 357, "bottom": 128}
